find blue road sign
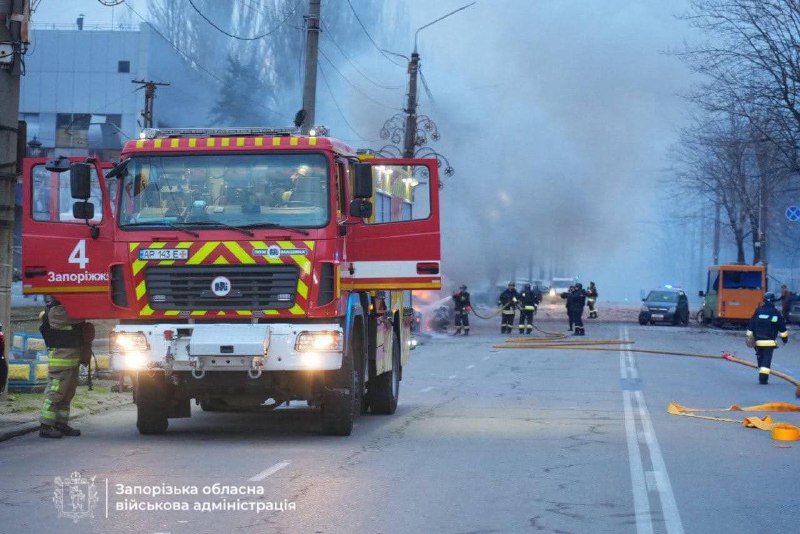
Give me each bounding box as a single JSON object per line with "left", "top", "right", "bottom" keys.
{"left": 786, "top": 206, "right": 800, "bottom": 222}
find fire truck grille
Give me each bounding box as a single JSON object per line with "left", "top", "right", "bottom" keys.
{"left": 144, "top": 265, "right": 299, "bottom": 310}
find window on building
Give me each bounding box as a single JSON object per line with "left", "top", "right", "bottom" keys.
{"left": 118, "top": 61, "right": 130, "bottom": 73}
{"left": 56, "top": 113, "right": 91, "bottom": 148}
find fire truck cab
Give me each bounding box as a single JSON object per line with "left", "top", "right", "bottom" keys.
{"left": 21, "top": 127, "right": 441, "bottom": 436}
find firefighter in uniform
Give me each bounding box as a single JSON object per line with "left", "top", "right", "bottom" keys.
{"left": 39, "top": 299, "right": 92, "bottom": 438}
{"left": 586, "top": 281, "right": 599, "bottom": 319}
{"left": 452, "top": 285, "right": 472, "bottom": 335}
{"left": 562, "top": 283, "right": 587, "bottom": 336}
{"left": 518, "top": 283, "right": 540, "bottom": 335}
{"left": 498, "top": 282, "right": 519, "bottom": 334}
{"left": 745, "top": 292, "right": 789, "bottom": 384}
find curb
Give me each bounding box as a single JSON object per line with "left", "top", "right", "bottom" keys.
{"left": 0, "top": 398, "right": 133, "bottom": 442}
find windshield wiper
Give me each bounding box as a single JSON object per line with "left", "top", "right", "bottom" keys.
{"left": 239, "top": 223, "right": 310, "bottom": 236}
{"left": 182, "top": 220, "right": 255, "bottom": 237}
{"left": 121, "top": 221, "right": 199, "bottom": 238}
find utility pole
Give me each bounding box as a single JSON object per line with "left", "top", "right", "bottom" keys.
{"left": 0, "top": 0, "right": 27, "bottom": 396}
{"left": 299, "top": 0, "right": 321, "bottom": 135}
{"left": 402, "top": 52, "right": 420, "bottom": 158}
{"left": 132, "top": 80, "right": 170, "bottom": 129}
{"left": 713, "top": 197, "right": 720, "bottom": 265}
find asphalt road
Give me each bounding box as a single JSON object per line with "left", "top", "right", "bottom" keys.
{"left": 0, "top": 319, "right": 798, "bottom": 534}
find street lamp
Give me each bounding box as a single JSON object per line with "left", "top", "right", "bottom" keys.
{"left": 27, "top": 136, "right": 43, "bottom": 157}
{"left": 378, "top": 2, "right": 474, "bottom": 180}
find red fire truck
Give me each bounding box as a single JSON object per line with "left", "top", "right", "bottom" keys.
{"left": 21, "top": 127, "right": 441, "bottom": 435}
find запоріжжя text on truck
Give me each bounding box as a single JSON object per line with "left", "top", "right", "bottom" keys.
{"left": 21, "top": 127, "right": 441, "bottom": 436}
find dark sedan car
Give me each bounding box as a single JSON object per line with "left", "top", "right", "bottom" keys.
{"left": 638, "top": 288, "right": 690, "bottom": 326}
{"left": 787, "top": 297, "right": 800, "bottom": 325}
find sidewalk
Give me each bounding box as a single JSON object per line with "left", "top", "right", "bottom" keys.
{"left": 0, "top": 378, "right": 133, "bottom": 441}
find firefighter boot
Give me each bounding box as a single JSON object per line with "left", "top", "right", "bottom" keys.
{"left": 463, "top": 328, "right": 469, "bottom": 335}
{"left": 526, "top": 326, "right": 533, "bottom": 335}
{"left": 578, "top": 327, "right": 586, "bottom": 336}
{"left": 759, "top": 372, "right": 769, "bottom": 385}
{"left": 519, "top": 326, "right": 525, "bottom": 335}
{"left": 454, "top": 328, "right": 461, "bottom": 336}
{"left": 39, "top": 424, "right": 63, "bottom": 439}
{"left": 55, "top": 423, "right": 81, "bottom": 436}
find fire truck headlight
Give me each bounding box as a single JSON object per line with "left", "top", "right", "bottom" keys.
{"left": 549, "top": 288, "right": 556, "bottom": 297}
{"left": 295, "top": 331, "right": 342, "bottom": 353}
{"left": 300, "top": 352, "right": 323, "bottom": 368}
{"left": 125, "top": 351, "right": 148, "bottom": 370}
{"left": 111, "top": 332, "right": 150, "bottom": 355}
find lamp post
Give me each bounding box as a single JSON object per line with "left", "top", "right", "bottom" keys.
{"left": 378, "top": 3, "right": 474, "bottom": 179}
{"left": 27, "top": 136, "right": 42, "bottom": 157}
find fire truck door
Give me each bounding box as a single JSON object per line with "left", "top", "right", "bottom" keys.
{"left": 344, "top": 159, "right": 441, "bottom": 291}
{"left": 21, "top": 158, "right": 116, "bottom": 317}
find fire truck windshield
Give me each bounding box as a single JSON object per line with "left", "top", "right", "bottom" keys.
{"left": 116, "top": 153, "right": 330, "bottom": 229}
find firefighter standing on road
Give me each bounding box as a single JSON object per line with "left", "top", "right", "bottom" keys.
{"left": 586, "top": 281, "right": 599, "bottom": 319}
{"left": 745, "top": 292, "right": 789, "bottom": 384}
{"left": 498, "top": 282, "right": 519, "bottom": 335}
{"left": 39, "top": 298, "right": 93, "bottom": 438}
{"left": 452, "top": 285, "right": 472, "bottom": 335}
{"left": 518, "top": 283, "right": 540, "bottom": 335}
{"left": 562, "top": 284, "right": 587, "bottom": 336}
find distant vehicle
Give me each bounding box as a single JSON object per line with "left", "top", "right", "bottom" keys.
{"left": 547, "top": 277, "right": 576, "bottom": 302}
{"left": 787, "top": 297, "right": 800, "bottom": 325}
{"left": 638, "top": 287, "right": 690, "bottom": 326}
{"left": 698, "top": 264, "right": 765, "bottom": 327}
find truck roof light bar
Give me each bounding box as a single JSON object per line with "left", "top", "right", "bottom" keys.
{"left": 138, "top": 127, "right": 302, "bottom": 139}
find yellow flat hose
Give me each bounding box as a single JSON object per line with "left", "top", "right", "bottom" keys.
{"left": 493, "top": 339, "right": 800, "bottom": 397}
{"left": 668, "top": 402, "right": 800, "bottom": 441}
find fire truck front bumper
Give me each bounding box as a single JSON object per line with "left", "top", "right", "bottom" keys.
{"left": 111, "top": 323, "right": 343, "bottom": 373}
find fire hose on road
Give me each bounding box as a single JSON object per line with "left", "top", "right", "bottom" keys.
{"left": 492, "top": 335, "right": 800, "bottom": 441}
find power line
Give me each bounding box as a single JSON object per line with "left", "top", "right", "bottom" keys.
{"left": 188, "top": 0, "right": 301, "bottom": 41}
{"left": 320, "top": 20, "right": 401, "bottom": 90}
{"left": 318, "top": 47, "right": 402, "bottom": 111}
{"left": 344, "top": 0, "right": 405, "bottom": 68}
{"left": 124, "top": 2, "right": 288, "bottom": 122}
{"left": 318, "top": 63, "right": 369, "bottom": 142}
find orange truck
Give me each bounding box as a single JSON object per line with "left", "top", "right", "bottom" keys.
{"left": 21, "top": 127, "right": 441, "bottom": 436}
{"left": 698, "top": 263, "right": 766, "bottom": 326}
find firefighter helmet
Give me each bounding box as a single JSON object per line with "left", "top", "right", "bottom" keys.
{"left": 459, "top": 284, "right": 467, "bottom": 290}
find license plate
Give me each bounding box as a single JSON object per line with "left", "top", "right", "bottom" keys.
{"left": 138, "top": 248, "right": 189, "bottom": 261}
{"left": 651, "top": 314, "right": 664, "bottom": 320}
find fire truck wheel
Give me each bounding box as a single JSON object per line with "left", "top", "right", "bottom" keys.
{"left": 321, "top": 346, "right": 356, "bottom": 436}
{"left": 136, "top": 372, "right": 169, "bottom": 435}
{"left": 370, "top": 333, "right": 400, "bottom": 415}
{"left": 359, "top": 347, "right": 371, "bottom": 415}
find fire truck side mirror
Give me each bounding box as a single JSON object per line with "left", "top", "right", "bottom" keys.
{"left": 353, "top": 163, "right": 374, "bottom": 198}
{"left": 69, "top": 162, "right": 92, "bottom": 200}
{"left": 45, "top": 156, "right": 71, "bottom": 173}
{"left": 72, "top": 201, "right": 94, "bottom": 221}
{"left": 349, "top": 199, "right": 372, "bottom": 219}
{"left": 698, "top": 290, "right": 705, "bottom": 298}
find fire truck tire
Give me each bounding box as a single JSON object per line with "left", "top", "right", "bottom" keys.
{"left": 321, "top": 345, "right": 356, "bottom": 436}
{"left": 136, "top": 372, "right": 169, "bottom": 435}
{"left": 370, "top": 333, "right": 400, "bottom": 415}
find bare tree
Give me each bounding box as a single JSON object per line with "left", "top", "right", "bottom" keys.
{"left": 672, "top": 113, "right": 761, "bottom": 263}
{"left": 679, "top": 0, "right": 800, "bottom": 171}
